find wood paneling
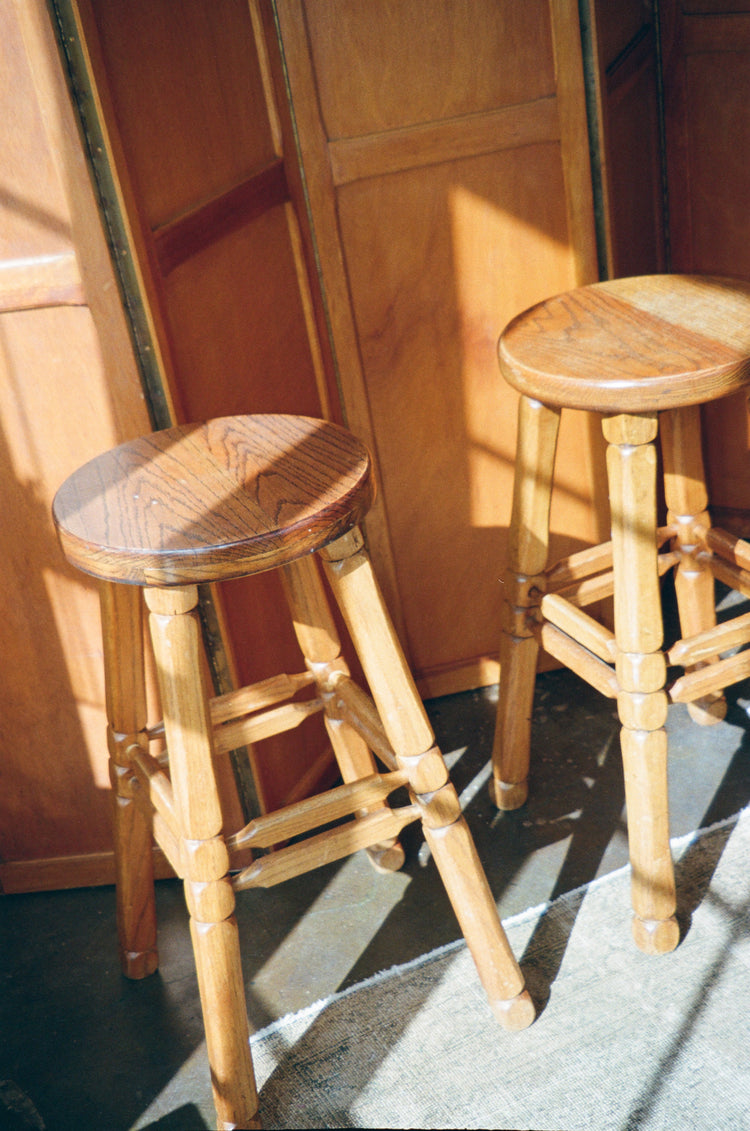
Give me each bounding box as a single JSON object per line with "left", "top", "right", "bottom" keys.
{"left": 588, "top": 0, "right": 666, "bottom": 278}
{"left": 0, "top": 0, "right": 155, "bottom": 891}
{"left": 275, "top": 0, "right": 603, "bottom": 695}
{"left": 660, "top": 1, "right": 750, "bottom": 523}
{"left": 75, "top": 0, "right": 340, "bottom": 814}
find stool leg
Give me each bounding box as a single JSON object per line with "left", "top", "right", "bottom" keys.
{"left": 492, "top": 395, "right": 561, "bottom": 809}
{"left": 144, "top": 586, "right": 259, "bottom": 1131}
{"left": 603, "top": 414, "right": 679, "bottom": 955}
{"left": 100, "top": 581, "right": 158, "bottom": 979}
{"left": 321, "top": 530, "right": 535, "bottom": 1031}
{"left": 660, "top": 405, "right": 726, "bottom": 724}
{"left": 281, "top": 556, "right": 405, "bottom": 872}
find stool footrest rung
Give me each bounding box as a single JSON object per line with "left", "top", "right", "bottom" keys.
{"left": 227, "top": 769, "right": 410, "bottom": 852}
{"left": 327, "top": 677, "right": 399, "bottom": 771}
{"left": 551, "top": 550, "right": 678, "bottom": 608}
{"left": 212, "top": 697, "right": 324, "bottom": 756}
{"left": 546, "top": 541, "right": 614, "bottom": 589}
{"left": 669, "top": 648, "right": 750, "bottom": 704}
{"left": 132, "top": 749, "right": 180, "bottom": 840}
{"left": 668, "top": 610, "right": 750, "bottom": 667}
{"left": 231, "top": 802, "right": 419, "bottom": 890}
{"left": 539, "top": 622, "right": 619, "bottom": 698}
{"left": 541, "top": 593, "right": 617, "bottom": 661}
{"left": 210, "top": 671, "right": 315, "bottom": 725}
{"left": 705, "top": 526, "right": 750, "bottom": 572}
{"left": 710, "top": 556, "right": 750, "bottom": 602}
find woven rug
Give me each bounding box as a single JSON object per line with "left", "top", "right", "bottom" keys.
{"left": 249, "top": 808, "right": 750, "bottom": 1130}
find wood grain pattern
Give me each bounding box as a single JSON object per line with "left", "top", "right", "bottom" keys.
{"left": 0, "top": 0, "right": 163, "bottom": 891}
{"left": 499, "top": 275, "right": 750, "bottom": 413}
{"left": 53, "top": 415, "right": 373, "bottom": 585}
{"left": 278, "top": 0, "right": 601, "bottom": 695}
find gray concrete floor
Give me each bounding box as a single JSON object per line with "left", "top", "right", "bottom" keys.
{"left": 3, "top": 586, "right": 750, "bottom": 1130}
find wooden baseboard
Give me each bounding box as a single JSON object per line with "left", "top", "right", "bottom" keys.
{"left": 0, "top": 849, "right": 175, "bottom": 895}
{"left": 417, "top": 655, "right": 500, "bottom": 701}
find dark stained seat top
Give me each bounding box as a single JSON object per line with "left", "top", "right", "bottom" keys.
{"left": 499, "top": 274, "right": 750, "bottom": 414}
{"left": 53, "top": 415, "right": 373, "bottom": 586}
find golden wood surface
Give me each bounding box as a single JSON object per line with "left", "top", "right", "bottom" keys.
{"left": 494, "top": 273, "right": 750, "bottom": 956}
{"left": 276, "top": 0, "right": 601, "bottom": 696}
{"left": 500, "top": 275, "right": 750, "bottom": 413}
{"left": 53, "top": 416, "right": 373, "bottom": 585}
{"left": 54, "top": 410, "right": 536, "bottom": 1128}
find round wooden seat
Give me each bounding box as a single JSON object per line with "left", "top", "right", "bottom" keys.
{"left": 499, "top": 274, "right": 750, "bottom": 413}
{"left": 52, "top": 414, "right": 373, "bottom": 586}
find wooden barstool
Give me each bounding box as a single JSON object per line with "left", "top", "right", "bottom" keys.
{"left": 492, "top": 275, "right": 750, "bottom": 956}
{"left": 53, "top": 414, "right": 534, "bottom": 1131}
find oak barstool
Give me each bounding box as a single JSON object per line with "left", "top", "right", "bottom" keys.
{"left": 53, "top": 414, "right": 534, "bottom": 1131}
{"left": 492, "top": 275, "right": 750, "bottom": 956}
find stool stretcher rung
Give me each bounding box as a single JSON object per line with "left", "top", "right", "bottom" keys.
{"left": 669, "top": 648, "right": 750, "bottom": 704}
{"left": 210, "top": 671, "right": 314, "bottom": 725}
{"left": 705, "top": 527, "right": 750, "bottom": 572}
{"left": 552, "top": 551, "right": 678, "bottom": 607}
{"left": 539, "top": 622, "right": 619, "bottom": 698}
{"left": 212, "top": 697, "right": 324, "bottom": 756}
{"left": 710, "top": 556, "right": 750, "bottom": 602}
{"left": 132, "top": 749, "right": 180, "bottom": 840}
{"left": 541, "top": 592, "right": 617, "bottom": 661}
{"left": 226, "top": 769, "right": 410, "bottom": 852}
{"left": 546, "top": 527, "right": 675, "bottom": 592}
{"left": 668, "top": 610, "right": 750, "bottom": 667}
{"left": 546, "top": 541, "right": 614, "bottom": 588}
{"left": 152, "top": 811, "right": 182, "bottom": 877}
{"left": 553, "top": 569, "right": 615, "bottom": 606}
{"left": 328, "top": 676, "right": 399, "bottom": 771}
{"left": 232, "top": 804, "right": 420, "bottom": 890}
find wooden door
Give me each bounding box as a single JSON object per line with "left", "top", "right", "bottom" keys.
{"left": 660, "top": 0, "right": 750, "bottom": 528}
{"left": 272, "top": 0, "right": 605, "bottom": 696}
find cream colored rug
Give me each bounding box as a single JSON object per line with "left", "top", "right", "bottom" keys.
{"left": 251, "top": 809, "right": 750, "bottom": 1130}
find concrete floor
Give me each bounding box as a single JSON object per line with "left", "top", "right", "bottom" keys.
{"left": 3, "top": 587, "right": 750, "bottom": 1130}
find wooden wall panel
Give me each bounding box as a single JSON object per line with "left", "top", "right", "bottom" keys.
{"left": 304, "top": 0, "right": 557, "bottom": 134}
{"left": 275, "top": 0, "right": 603, "bottom": 695}
{"left": 660, "top": 1, "right": 750, "bottom": 524}
{"left": 338, "top": 146, "right": 585, "bottom": 677}
{"left": 590, "top": 0, "right": 666, "bottom": 278}
{"left": 0, "top": 1, "right": 156, "bottom": 891}
{"left": 77, "top": 0, "right": 339, "bottom": 814}
{"left": 89, "top": 0, "right": 274, "bottom": 229}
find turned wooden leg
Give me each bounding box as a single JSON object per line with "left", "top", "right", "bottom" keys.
{"left": 492, "top": 395, "right": 562, "bottom": 809}
{"left": 100, "top": 581, "right": 158, "bottom": 980}
{"left": 321, "top": 531, "right": 535, "bottom": 1030}
{"left": 660, "top": 405, "right": 726, "bottom": 725}
{"left": 281, "top": 556, "right": 405, "bottom": 873}
{"left": 604, "top": 414, "right": 679, "bottom": 955}
{"left": 145, "top": 585, "right": 259, "bottom": 1131}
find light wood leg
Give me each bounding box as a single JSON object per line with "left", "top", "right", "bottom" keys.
{"left": 660, "top": 406, "right": 726, "bottom": 724}
{"left": 145, "top": 585, "right": 259, "bottom": 1131}
{"left": 603, "top": 414, "right": 679, "bottom": 955}
{"left": 281, "top": 556, "right": 405, "bottom": 872}
{"left": 492, "top": 396, "right": 562, "bottom": 809}
{"left": 100, "top": 582, "right": 158, "bottom": 980}
{"left": 321, "top": 532, "right": 535, "bottom": 1030}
